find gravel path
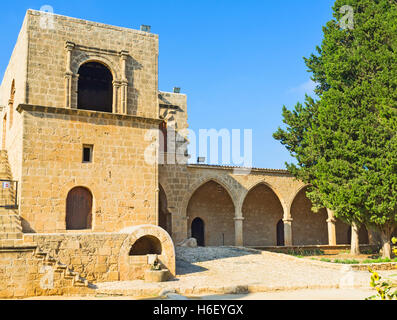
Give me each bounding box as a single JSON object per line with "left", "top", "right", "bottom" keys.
{"left": 96, "top": 247, "right": 396, "bottom": 297}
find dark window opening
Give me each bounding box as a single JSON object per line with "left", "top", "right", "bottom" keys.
{"left": 277, "top": 220, "right": 285, "bottom": 246}
{"left": 191, "top": 217, "right": 205, "bottom": 247}
{"left": 78, "top": 62, "right": 113, "bottom": 113}
{"left": 129, "top": 235, "right": 162, "bottom": 256}
{"left": 82, "top": 145, "right": 93, "bottom": 163}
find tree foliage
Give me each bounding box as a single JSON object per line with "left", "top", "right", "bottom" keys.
{"left": 273, "top": 0, "right": 397, "bottom": 255}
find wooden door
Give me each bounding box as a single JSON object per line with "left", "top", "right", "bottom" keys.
{"left": 66, "top": 187, "right": 92, "bottom": 230}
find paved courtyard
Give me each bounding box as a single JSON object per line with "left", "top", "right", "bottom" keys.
{"left": 94, "top": 247, "right": 395, "bottom": 299}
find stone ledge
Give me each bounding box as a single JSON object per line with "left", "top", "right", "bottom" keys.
{"left": 17, "top": 104, "right": 162, "bottom": 125}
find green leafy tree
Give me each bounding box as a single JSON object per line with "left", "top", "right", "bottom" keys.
{"left": 273, "top": 0, "right": 397, "bottom": 257}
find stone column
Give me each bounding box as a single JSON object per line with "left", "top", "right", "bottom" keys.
{"left": 120, "top": 81, "right": 128, "bottom": 114}
{"left": 64, "top": 41, "right": 75, "bottom": 108}
{"left": 71, "top": 74, "right": 79, "bottom": 109}
{"left": 234, "top": 216, "right": 244, "bottom": 247}
{"left": 283, "top": 218, "right": 293, "bottom": 246}
{"left": 327, "top": 218, "right": 337, "bottom": 246}
{"left": 119, "top": 50, "right": 129, "bottom": 114}
{"left": 112, "top": 81, "right": 121, "bottom": 114}
{"left": 326, "top": 209, "right": 337, "bottom": 246}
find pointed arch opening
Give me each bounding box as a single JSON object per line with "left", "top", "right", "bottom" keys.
{"left": 242, "top": 183, "right": 284, "bottom": 246}
{"left": 77, "top": 61, "right": 113, "bottom": 113}
{"left": 290, "top": 187, "right": 328, "bottom": 245}
{"left": 187, "top": 180, "right": 235, "bottom": 246}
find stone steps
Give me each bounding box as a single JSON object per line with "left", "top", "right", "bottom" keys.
{"left": 33, "top": 247, "right": 91, "bottom": 288}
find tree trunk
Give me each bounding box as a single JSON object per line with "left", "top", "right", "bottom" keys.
{"left": 350, "top": 222, "right": 360, "bottom": 255}
{"left": 380, "top": 229, "right": 392, "bottom": 259}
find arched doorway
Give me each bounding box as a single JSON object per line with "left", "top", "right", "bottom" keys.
{"left": 277, "top": 219, "right": 285, "bottom": 246}
{"left": 77, "top": 62, "right": 113, "bottom": 113}
{"left": 242, "top": 183, "right": 284, "bottom": 246}
{"left": 66, "top": 187, "right": 93, "bottom": 230}
{"left": 191, "top": 217, "right": 205, "bottom": 247}
{"left": 187, "top": 180, "right": 235, "bottom": 246}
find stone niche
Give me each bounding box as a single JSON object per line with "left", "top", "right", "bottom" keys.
{"left": 118, "top": 225, "right": 175, "bottom": 281}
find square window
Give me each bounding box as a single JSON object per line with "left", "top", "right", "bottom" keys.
{"left": 82, "top": 145, "right": 93, "bottom": 163}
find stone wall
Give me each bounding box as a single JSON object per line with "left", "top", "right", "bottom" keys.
{"left": 18, "top": 105, "right": 159, "bottom": 233}
{"left": 158, "top": 91, "right": 189, "bottom": 162}
{"left": 0, "top": 246, "right": 93, "bottom": 299}
{"left": 0, "top": 15, "right": 28, "bottom": 183}
{"left": 24, "top": 225, "right": 175, "bottom": 283}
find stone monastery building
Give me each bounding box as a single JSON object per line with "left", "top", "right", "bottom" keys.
{"left": 0, "top": 10, "right": 372, "bottom": 297}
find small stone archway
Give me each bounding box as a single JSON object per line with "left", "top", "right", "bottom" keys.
{"left": 129, "top": 235, "right": 162, "bottom": 255}
{"left": 118, "top": 225, "right": 175, "bottom": 281}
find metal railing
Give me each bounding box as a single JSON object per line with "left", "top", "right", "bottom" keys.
{"left": 0, "top": 180, "right": 18, "bottom": 208}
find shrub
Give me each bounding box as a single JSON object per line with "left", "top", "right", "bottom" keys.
{"left": 367, "top": 238, "right": 397, "bottom": 300}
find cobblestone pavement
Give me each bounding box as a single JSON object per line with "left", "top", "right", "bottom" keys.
{"left": 95, "top": 247, "right": 396, "bottom": 297}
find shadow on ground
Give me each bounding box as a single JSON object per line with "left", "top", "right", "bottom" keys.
{"left": 176, "top": 246, "right": 260, "bottom": 264}
{"left": 176, "top": 259, "right": 208, "bottom": 275}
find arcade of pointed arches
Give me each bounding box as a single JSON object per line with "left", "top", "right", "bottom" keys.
{"left": 159, "top": 177, "right": 370, "bottom": 248}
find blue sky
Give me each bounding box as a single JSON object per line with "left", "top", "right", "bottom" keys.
{"left": 0, "top": 0, "right": 336, "bottom": 169}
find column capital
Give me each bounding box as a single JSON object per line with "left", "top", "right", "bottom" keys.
{"left": 119, "top": 50, "right": 129, "bottom": 59}
{"left": 65, "top": 41, "right": 75, "bottom": 51}
{"left": 233, "top": 217, "right": 245, "bottom": 221}
{"left": 283, "top": 218, "right": 293, "bottom": 223}
{"left": 112, "top": 80, "right": 122, "bottom": 87}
